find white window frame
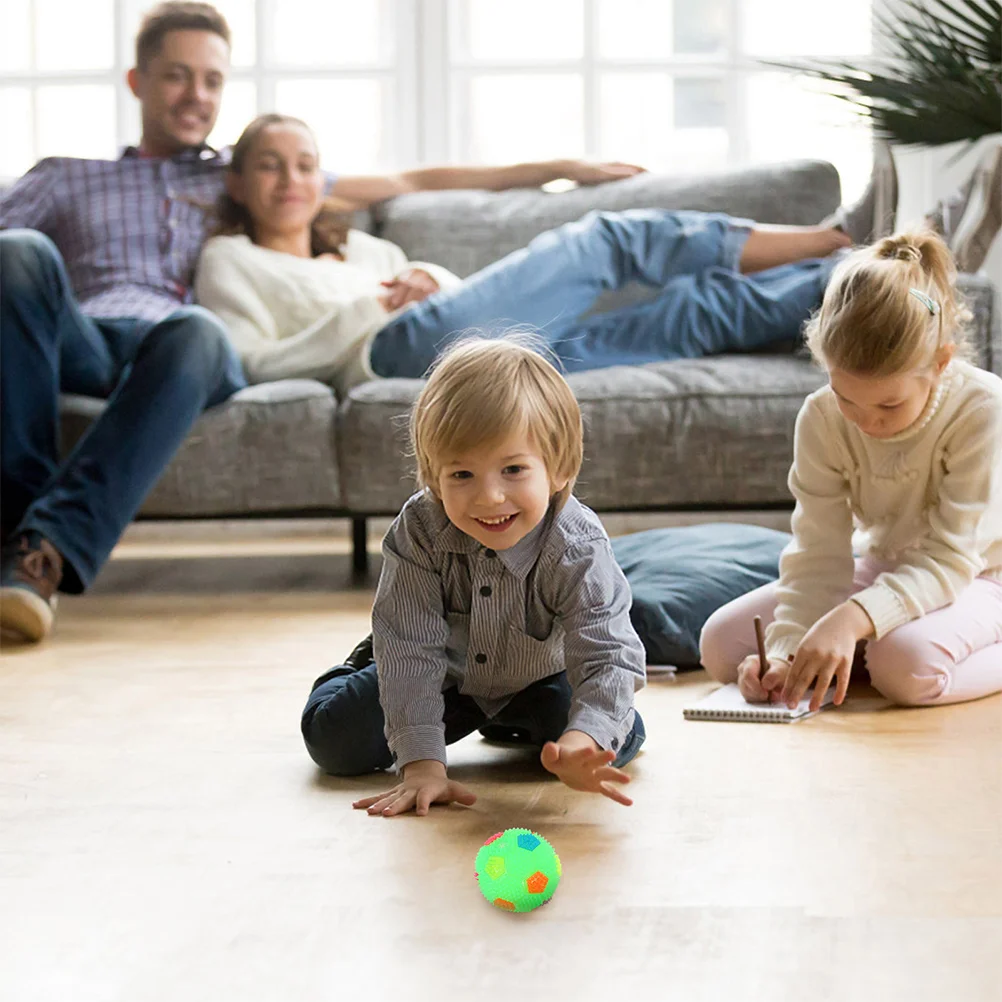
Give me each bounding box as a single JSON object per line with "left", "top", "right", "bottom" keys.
{"left": 416, "top": 0, "right": 873, "bottom": 170}
{"left": 1, "top": 0, "right": 873, "bottom": 174}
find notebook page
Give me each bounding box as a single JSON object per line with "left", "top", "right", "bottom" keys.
{"left": 683, "top": 683, "right": 835, "bottom": 723}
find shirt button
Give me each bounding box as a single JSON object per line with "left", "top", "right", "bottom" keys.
{"left": 611, "top": 738, "right": 620, "bottom": 750}
{"left": 475, "top": 653, "right": 487, "bottom": 664}
{"left": 485, "top": 549, "right": 496, "bottom": 559}
{"left": 480, "top": 586, "right": 492, "bottom": 597}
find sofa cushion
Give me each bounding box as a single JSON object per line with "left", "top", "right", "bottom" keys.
{"left": 336, "top": 354, "right": 827, "bottom": 514}
{"left": 372, "top": 159, "right": 841, "bottom": 282}
{"left": 610, "top": 523, "right": 791, "bottom": 668}
{"left": 60, "top": 379, "right": 341, "bottom": 517}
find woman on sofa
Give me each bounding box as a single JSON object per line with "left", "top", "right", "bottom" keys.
{"left": 196, "top": 113, "right": 859, "bottom": 392}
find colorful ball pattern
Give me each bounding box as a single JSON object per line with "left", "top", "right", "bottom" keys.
{"left": 474, "top": 828, "right": 561, "bottom": 913}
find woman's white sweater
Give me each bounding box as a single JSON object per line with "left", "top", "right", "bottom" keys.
{"left": 194, "top": 231, "right": 461, "bottom": 392}
{"left": 766, "top": 360, "right": 1002, "bottom": 661}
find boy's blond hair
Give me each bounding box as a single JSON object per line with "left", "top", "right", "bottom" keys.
{"left": 411, "top": 336, "right": 583, "bottom": 509}
{"left": 805, "top": 229, "right": 973, "bottom": 377}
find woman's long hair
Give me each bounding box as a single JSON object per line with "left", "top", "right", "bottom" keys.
{"left": 213, "top": 113, "right": 351, "bottom": 258}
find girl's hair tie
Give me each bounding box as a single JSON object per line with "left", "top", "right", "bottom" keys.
{"left": 909, "top": 288, "right": 940, "bottom": 315}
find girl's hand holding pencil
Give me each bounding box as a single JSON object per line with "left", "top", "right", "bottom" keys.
{"left": 735, "top": 615, "right": 790, "bottom": 703}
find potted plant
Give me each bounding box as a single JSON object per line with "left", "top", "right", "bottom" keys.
{"left": 769, "top": 0, "right": 1000, "bottom": 148}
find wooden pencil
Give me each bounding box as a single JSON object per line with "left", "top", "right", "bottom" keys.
{"left": 753, "top": 615, "right": 768, "bottom": 673}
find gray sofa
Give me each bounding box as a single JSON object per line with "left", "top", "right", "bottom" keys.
{"left": 56, "top": 159, "right": 999, "bottom": 573}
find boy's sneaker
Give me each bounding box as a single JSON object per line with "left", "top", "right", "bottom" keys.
{"left": 478, "top": 724, "right": 533, "bottom": 744}
{"left": 949, "top": 142, "right": 1002, "bottom": 273}
{"left": 0, "top": 531, "right": 63, "bottom": 642}
{"left": 822, "top": 141, "right": 898, "bottom": 245}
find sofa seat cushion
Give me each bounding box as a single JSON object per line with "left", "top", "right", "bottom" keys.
{"left": 611, "top": 522, "right": 791, "bottom": 668}
{"left": 59, "top": 379, "right": 341, "bottom": 517}
{"left": 336, "top": 354, "right": 826, "bottom": 513}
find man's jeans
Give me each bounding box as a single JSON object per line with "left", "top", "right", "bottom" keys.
{"left": 301, "top": 656, "right": 646, "bottom": 777}
{"left": 370, "top": 208, "right": 841, "bottom": 378}
{"left": 0, "top": 229, "right": 246, "bottom": 591}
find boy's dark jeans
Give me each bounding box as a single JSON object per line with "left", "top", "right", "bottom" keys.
{"left": 301, "top": 637, "right": 645, "bottom": 776}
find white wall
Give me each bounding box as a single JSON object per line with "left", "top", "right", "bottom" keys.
{"left": 894, "top": 136, "right": 1002, "bottom": 297}
{"left": 875, "top": 1, "right": 1001, "bottom": 304}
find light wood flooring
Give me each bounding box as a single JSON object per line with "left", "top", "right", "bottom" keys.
{"left": 1, "top": 525, "right": 1000, "bottom": 1002}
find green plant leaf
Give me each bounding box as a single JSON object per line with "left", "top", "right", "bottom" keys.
{"left": 764, "top": 0, "right": 1002, "bottom": 148}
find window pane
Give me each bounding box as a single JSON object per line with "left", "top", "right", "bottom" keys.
{"left": 212, "top": 0, "right": 256, "bottom": 68}
{"left": 0, "top": 0, "right": 32, "bottom": 72}
{"left": 674, "top": 0, "right": 728, "bottom": 55}
{"left": 467, "top": 75, "right": 584, "bottom": 163}
{"left": 745, "top": 72, "right": 873, "bottom": 203}
{"left": 0, "top": 88, "right": 34, "bottom": 178}
{"left": 457, "top": 0, "right": 584, "bottom": 61}
{"left": 36, "top": 84, "right": 116, "bottom": 160}
{"left": 207, "top": 79, "right": 256, "bottom": 150}
{"left": 599, "top": 73, "right": 727, "bottom": 173}
{"left": 35, "top": 0, "right": 114, "bottom": 71}
{"left": 121, "top": 0, "right": 255, "bottom": 68}
{"left": 675, "top": 77, "right": 726, "bottom": 129}
{"left": 743, "top": 0, "right": 871, "bottom": 57}
{"left": 596, "top": 0, "right": 672, "bottom": 59}
{"left": 270, "top": 0, "right": 385, "bottom": 67}
{"left": 275, "top": 78, "right": 385, "bottom": 174}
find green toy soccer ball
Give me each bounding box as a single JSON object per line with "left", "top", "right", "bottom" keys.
{"left": 474, "top": 828, "right": 562, "bottom": 913}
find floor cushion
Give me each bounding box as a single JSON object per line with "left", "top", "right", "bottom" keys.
{"left": 611, "top": 522, "right": 791, "bottom": 668}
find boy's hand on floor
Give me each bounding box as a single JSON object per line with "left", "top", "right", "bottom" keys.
{"left": 540, "top": 731, "right": 633, "bottom": 807}
{"left": 352, "top": 759, "right": 476, "bottom": 817}
{"left": 736, "top": 654, "right": 790, "bottom": 703}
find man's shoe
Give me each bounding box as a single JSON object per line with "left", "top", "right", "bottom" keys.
{"left": 950, "top": 142, "right": 1002, "bottom": 273}
{"left": 823, "top": 141, "right": 898, "bottom": 245}
{"left": 0, "top": 531, "right": 63, "bottom": 642}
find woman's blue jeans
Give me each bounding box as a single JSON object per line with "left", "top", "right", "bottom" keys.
{"left": 370, "top": 208, "right": 840, "bottom": 378}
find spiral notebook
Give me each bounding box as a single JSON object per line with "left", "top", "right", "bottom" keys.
{"left": 683, "top": 683, "right": 836, "bottom": 723}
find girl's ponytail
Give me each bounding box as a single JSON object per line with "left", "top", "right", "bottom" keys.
{"left": 805, "top": 228, "right": 973, "bottom": 375}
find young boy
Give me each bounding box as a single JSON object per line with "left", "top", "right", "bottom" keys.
{"left": 301, "top": 337, "right": 647, "bottom": 814}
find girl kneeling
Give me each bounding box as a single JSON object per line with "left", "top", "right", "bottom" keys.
{"left": 700, "top": 230, "right": 1002, "bottom": 711}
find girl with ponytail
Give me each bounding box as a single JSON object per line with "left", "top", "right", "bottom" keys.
{"left": 700, "top": 229, "right": 1002, "bottom": 711}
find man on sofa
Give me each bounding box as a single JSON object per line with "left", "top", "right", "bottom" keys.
{"left": 0, "top": 0, "right": 645, "bottom": 643}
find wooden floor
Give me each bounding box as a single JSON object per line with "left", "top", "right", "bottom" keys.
{"left": 1, "top": 531, "right": 1000, "bottom": 1002}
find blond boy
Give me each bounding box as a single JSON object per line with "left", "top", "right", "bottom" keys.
{"left": 301, "top": 338, "right": 646, "bottom": 814}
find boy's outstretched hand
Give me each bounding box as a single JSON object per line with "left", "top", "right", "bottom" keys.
{"left": 352, "top": 759, "right": 477, "bottom": 817}
{"left": 540, "top": 730, "right": 633, "bottom": 807}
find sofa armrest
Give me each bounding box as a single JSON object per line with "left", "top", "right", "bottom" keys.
{"left": 957, "top": 273, "right": 999, "bottom": 376}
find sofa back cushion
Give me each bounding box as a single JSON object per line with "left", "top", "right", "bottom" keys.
{"left": 371, "top": 159, "right": 841, "bottom": 280}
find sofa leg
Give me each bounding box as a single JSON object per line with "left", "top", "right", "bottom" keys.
{"left": 351, "top": 517, "right": 369, "bottom": 576}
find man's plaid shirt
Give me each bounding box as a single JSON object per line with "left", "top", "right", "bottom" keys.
{"left": 0, "top": 146, "right": 227, "bottom": 323}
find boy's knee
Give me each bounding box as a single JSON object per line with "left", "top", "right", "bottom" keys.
{"left": 301, "top": 673, "right": 387, "bottom": 776}
{"left": 0, "top": 229, "right": 61, "bottom": 294}
{"left": 301, "top": 696, "right": 365, "bottom": 776}
{"left": 866, "top": 634, "right": 949, "bottom": 706}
